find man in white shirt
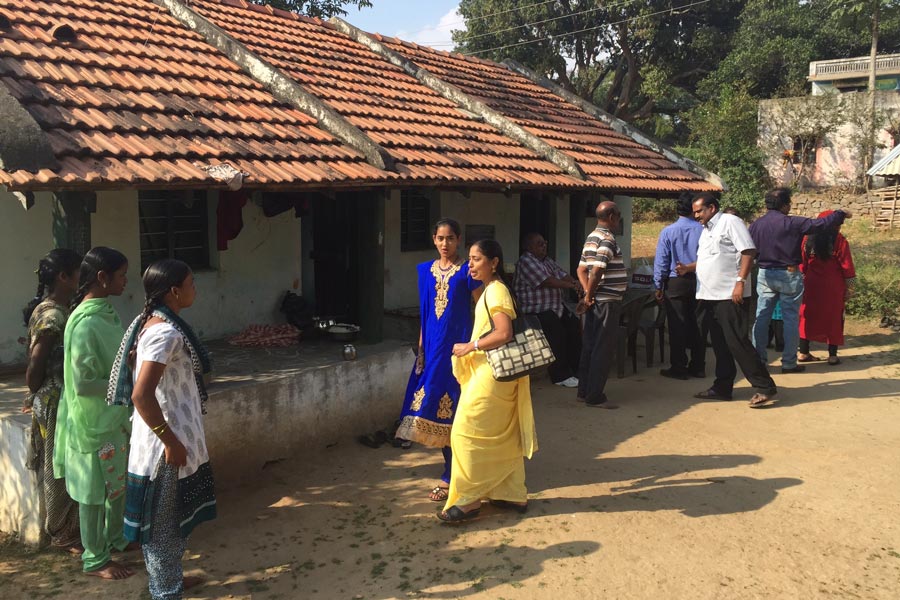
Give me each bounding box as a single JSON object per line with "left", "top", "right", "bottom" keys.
{"left": 686, "top": 193, "right": 777, "bottom": 408}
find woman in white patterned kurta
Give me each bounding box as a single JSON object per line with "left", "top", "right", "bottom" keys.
{"left": 111, "top": 259, "right": 215, "bottom": 600}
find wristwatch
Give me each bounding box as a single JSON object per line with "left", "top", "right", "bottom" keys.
{"left": 735, "top": 277, "right": 747, "bottom": 284}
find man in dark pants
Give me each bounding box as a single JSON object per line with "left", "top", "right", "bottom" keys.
{"left": 653, "top": 193, "right": 705, "bottom": 379}
{"left": 514, "top": 232, "right": 582, "bottom": 387}
{"left": 686, "top": 194, "right": 778, "bottom": 408}
{"left": 576, "top": 201, "right": 628, "bottom": 408}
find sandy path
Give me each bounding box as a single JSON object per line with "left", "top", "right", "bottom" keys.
{"left": 2, "top": 323, "right": 899, "bottom": 599}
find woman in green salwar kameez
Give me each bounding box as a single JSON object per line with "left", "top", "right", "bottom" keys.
{"left": 54, "top": 247, "right": 135, "bottom": 580}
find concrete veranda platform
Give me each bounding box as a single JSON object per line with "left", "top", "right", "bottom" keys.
{"left": 1, "top": 321, "right": 898, "bottom": 598}
{"left": 0, "top": 337, "right": 411, "bottom": 545}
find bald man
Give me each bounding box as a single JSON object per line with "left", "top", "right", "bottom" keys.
{"left": 514, "top": 232, "right": 582, "bottom": 387}
{"left": 575, "top": 201, "right": 628, "bottom": 408}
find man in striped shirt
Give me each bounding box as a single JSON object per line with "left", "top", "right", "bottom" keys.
{"left": 576, "top": 200, "right": 628, "bottom": 408}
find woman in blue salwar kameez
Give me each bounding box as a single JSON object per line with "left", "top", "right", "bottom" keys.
{"left": 396, "top": 219, "right": 482, "bottom": 502}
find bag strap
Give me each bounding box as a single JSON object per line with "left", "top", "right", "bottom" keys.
{"left": 481, "top": 280, "right": 517, "bottom": 337}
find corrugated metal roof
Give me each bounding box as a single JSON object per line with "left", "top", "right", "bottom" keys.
{"left": 868, "top": 143, "right": 900, "bottom": 177}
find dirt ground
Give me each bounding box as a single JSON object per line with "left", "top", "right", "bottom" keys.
{"left": 1, "top": 319, "right": 899, "bottom": 599}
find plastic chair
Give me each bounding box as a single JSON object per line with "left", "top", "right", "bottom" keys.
{"left": 616, "top": 293, "right": 648, "bottom": 377}
{"left": 637, "top": 298, "right": 666, "bottom": 367}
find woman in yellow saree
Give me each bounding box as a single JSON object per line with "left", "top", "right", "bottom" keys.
{"left": 440, "top": 239, "right": 537, "bottom": 523}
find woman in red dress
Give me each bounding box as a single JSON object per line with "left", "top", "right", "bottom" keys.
{"left": 798, "top": 210, "right": 856, "bottom": 365}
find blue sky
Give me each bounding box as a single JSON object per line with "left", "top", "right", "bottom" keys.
{"left": 347, "top": 0, "right": 461, "bottom": 49}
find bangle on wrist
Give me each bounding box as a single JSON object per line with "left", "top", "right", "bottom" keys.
{"left": 150, "top": 422, "right": 169, "bottom": 437}
{"left": 474, "top": 339, "right": 479, "bottom": 351}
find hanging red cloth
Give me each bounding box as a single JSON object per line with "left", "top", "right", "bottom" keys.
{"left": 217, "top": 191, "right": 248, "bottom": 250}
{"left": 799, "top": 211, "right": 856, "bottom": 346}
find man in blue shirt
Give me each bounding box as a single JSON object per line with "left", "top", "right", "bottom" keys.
{"left": 653, "top": 193, "right": 705, "bottom": 379}
{"left": 748, "top": 188, "right": 850, "bottom": 373}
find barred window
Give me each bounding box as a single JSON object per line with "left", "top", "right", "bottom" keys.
{"left": 138, "top": 191, "right": 210, "bottom": 272}
{"left": 400, "top": 189, "right": 437, "bottom": 252}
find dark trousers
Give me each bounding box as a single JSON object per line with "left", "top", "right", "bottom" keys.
{"left": 577, "top": 301, "right": 622, "bottom": 404}
{"left": 700, "top": 299, "right": 777, "bottom": 396}
{"left": 799, "top": 338, "right": 838, "bottom": 357}
{"left": 663, "top": 277, "right": 704, "bottom": 374}
{"left": 533, "top": 310, "right": 582, "bottom": 383}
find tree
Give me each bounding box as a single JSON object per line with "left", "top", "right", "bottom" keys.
{"left": 682, "top": 85, "right": 770, "bottom": 216}
{"left": 454, "top": 0, "right": 742, "bottom": 133}
{"left": 825, "top": 1, "right": 900, "bottom": 186}
{"left": 250, "top": 0, "right": 372, "bottom": 19}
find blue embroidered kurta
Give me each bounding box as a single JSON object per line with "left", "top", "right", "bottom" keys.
{"left": 396, "top": 260, "right": 480, "bottom": 447}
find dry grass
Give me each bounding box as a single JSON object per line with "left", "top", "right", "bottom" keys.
{"left": 631, "top": 220, "right": 667, "bottom": 263}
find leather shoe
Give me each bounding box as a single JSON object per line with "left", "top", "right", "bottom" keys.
{"left": 781, "top": 365, "right": 806, "bottom": 374}
{"left": 659, "top": 368, "right": 689, "bottom": 380}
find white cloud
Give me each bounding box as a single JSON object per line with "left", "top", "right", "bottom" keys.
{"left": 395, "top": 4, "right": 461, "bottom": 50}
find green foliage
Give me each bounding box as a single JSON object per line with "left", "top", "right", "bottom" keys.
{"left": 681, "top": 85, "right": 770, "bottom": 217}
{"left": 843, "top": 221, "right": 900, "bottom": 318}
{"left": 846, "top": 262, "right": 900, "bottom": 318}
{"left": 632, "top": 198, "right": 676, "bottom": 223}
{"left": 454, "top": 0, "right": 737, "bottom": 134}
{"left": 700, "top": 0, "right": 900, "bottom": 100}
{"left": 249, "top": 0, "right": 371, "bottom": 18}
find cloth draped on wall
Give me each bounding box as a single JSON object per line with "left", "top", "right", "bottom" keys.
{"left": 216, "top": 190, "right": 248, "bottom": 251}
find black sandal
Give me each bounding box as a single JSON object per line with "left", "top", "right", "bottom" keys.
{"left": 437, "top": 506, "right": 480, "bottom": 523}
{"left": 489, "top": 499, "right": 528, "bottom": 514}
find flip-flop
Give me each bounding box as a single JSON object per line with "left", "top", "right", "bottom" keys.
{"left": 797, "top": 355, "right": 822, "bottom": 363}
{"left": 693, "top": 389, "right": 732, "bottom": 401}
{"left": 749, "top": 393, "right": 776, "bottom": 408}
{"left": 437, "top": 506, "right": 481, "bottom": 524}
{"left": 827, "top": 356, "right": 841, "bottom": 365}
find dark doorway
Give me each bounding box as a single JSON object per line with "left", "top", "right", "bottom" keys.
{"left": 308, "top": 191, "right": 385, "bottom": 341}
{"left": 519, "top": 192, "right": 556, "bottom": 257}
{"left": 310, "top": 194, "right": 359, "bottom": 322}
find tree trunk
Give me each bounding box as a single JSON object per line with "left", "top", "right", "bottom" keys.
{"left": 866, "top": 1, "right": 879, "bottom": 189}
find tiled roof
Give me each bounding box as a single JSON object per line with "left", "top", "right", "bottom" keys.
{"left": 0, "top": 0, "right": 721, "bottom": 194}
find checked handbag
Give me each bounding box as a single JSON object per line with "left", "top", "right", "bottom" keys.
{"left": 480, "top": 285, "right": 556, "bottom": 382}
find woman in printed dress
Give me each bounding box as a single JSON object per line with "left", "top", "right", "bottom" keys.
{"left": 55, "top": 247, "right": 134, "bottom": 579}
{"left": 109, "top": 259, "right": 215, "bottom": 600}
{"left": 23, "top": 248, "right": 82, "bottom": 553}
{"left": 396, "top": 219, "right": 482, "bottom": 502}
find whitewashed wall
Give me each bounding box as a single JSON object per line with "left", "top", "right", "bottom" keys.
{"left": 383, "top": 189, "right": 522, "bottom": 311}
{"left": 0, "top": 193, "right": 302, "bottom": 367}
{"left": 91, "top": 193, "right": 302, "bottom": 340}
{"left": 0, "top": 193, "right": 56, "bottom": 365}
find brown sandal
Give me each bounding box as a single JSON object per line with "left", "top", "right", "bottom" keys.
{"left": 429, "top": 486, "right": 449, "bottom": 502}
